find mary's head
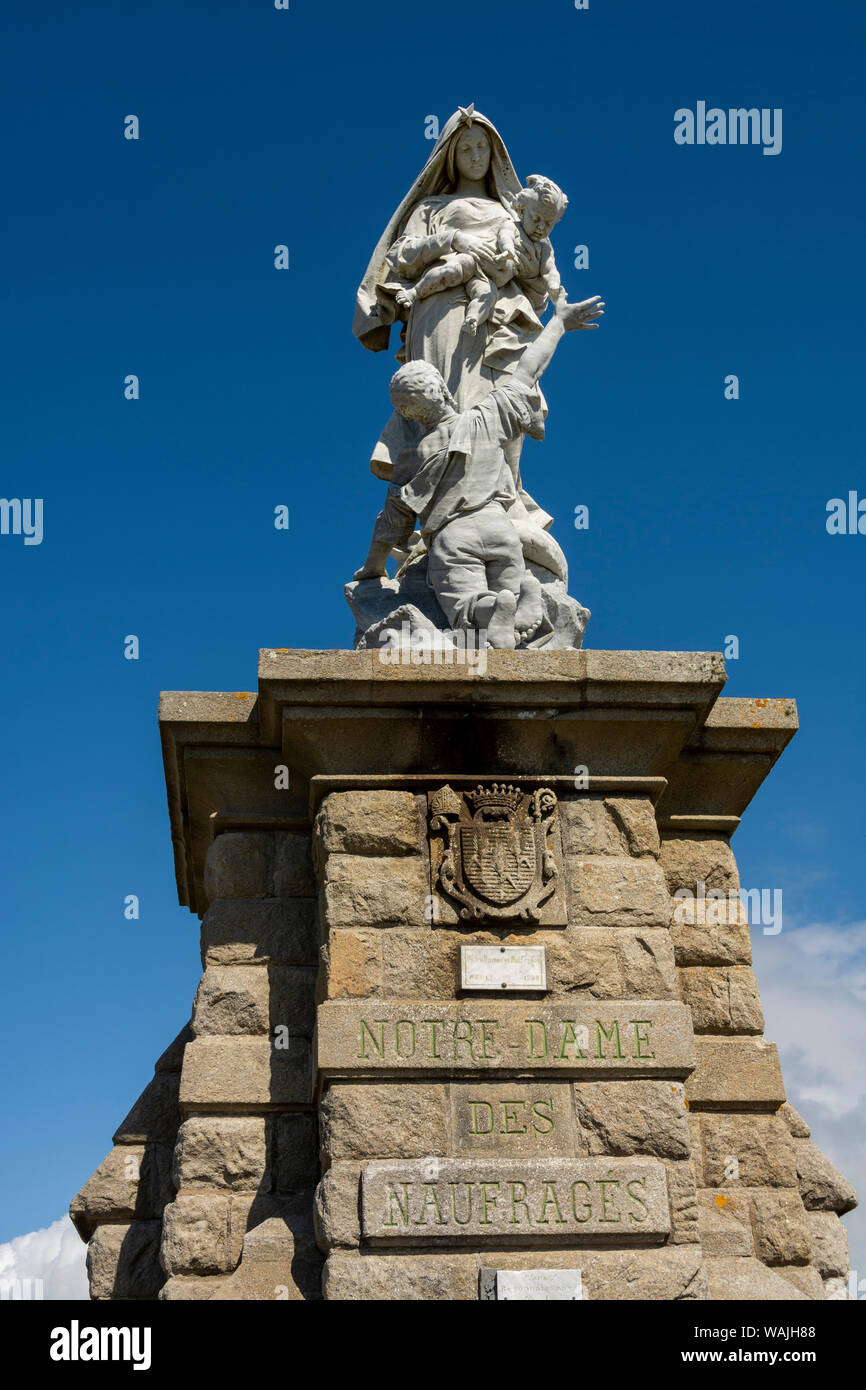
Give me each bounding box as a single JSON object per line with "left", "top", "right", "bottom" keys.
{"left": 418, "top": 105, "right": 517, "bottom": 204}
{"left": 446, "top": 118, "right": 492, "bottom": 191}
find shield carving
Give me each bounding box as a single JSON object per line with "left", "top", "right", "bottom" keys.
{"left": 429, "top": 783, "right": 564, "bottom": 925}
{"left": 460, "top": 824, "right": 536, "bottom": 905}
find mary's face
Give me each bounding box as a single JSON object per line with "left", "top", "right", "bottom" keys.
{"left": 454, "top": 125, "right": 491, "bottom": 182}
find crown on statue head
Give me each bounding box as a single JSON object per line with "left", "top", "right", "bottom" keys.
{"left": 466, "top": 783, "right": 523, "bottom": 815}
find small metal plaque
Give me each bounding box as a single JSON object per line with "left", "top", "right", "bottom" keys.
{"left": 480, "top": 1269, "right": 583, "bottom": 1301}
{"left": 461, "top": 945, "right": 547, "bottom": 992}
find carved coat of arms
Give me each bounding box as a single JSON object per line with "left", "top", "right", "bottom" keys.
{"left": 429, "top": 784, "right": 566, "bottom": 925}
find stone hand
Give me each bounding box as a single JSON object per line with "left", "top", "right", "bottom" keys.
{"left": 452, "top": 230, "right": 495, "bottom": 259}
{"left": 557, "top": 295, "right": 605, "bottom": 331}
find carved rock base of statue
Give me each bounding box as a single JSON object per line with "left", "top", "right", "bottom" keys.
{"left": 346, "top": 556, "right": 590, "bottom": 652}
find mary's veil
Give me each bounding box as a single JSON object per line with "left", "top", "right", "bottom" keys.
{"left": 353, "top": 105, "right": 522, "bottom": 352}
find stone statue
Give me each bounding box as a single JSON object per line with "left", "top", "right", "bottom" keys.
{"left": 347, "top": 105, "right": 604, "bottom": 652}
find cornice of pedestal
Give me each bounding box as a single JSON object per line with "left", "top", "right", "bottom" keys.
{"left": 656, "top": 695, "right": 799, "bottom": 831}
{"left": 254, "top": 648, "right": 727, "bottom": 742}
{"left": 157, "top": 651, "right": 796, "bottom": 915}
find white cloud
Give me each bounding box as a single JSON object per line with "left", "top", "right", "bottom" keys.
{"left": 753, "top": 918, "right": 866, "bottom": 1114}
{"left": 0, "top": 1216, "right": 88, "bottom": 1301}
{"left": 753, "top": 917, "right": 866, "bottom": 1289}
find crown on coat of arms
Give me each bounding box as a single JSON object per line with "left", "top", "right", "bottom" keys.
{"left": 466, "top": 783, "right": 523, "bottom": 816}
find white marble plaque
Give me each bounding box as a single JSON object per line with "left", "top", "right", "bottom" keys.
{"left": 486, "top": 1269, "right": 583, "bottom": 1301}
{"left": 460, "top": 944, "right": 547, "bottom": 992}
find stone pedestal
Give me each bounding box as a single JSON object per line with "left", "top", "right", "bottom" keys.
{"left": 70, "top": 651, "right": 857, "bottom": 1300}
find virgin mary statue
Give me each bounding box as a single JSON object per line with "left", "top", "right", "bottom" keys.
{"left": 353, "top": 105, "right": 556, "bottom": 542}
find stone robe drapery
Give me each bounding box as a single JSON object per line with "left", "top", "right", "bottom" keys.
{"left": 396, "top": 381, "right": 545, "bottom": 544}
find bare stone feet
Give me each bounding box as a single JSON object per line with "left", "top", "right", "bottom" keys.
{"left": 474, "top": 589, "right": 517, "bottom": 649}
{"left": 395, "top": 287, "right": 417, "bottom": 312}
{"left": 515, "top": 573, "right": 543, "bottom": 642}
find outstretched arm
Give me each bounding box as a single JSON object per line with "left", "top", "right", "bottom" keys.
{"left": 539, "top": 242, "right": 567, "bottom": 307}
{"left": 514, "top": 296, "right": 605, "bottom": 386}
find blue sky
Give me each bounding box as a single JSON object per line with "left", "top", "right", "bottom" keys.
{"left": 2, "top": 0, "right": 865, "bottom": 1287}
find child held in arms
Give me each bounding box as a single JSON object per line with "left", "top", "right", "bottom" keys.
{"left": 394, "top": 175, "right": 570, "bottom": 337}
